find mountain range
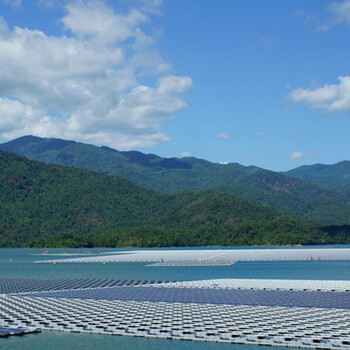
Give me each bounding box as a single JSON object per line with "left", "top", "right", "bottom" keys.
{"left": 1, "top": 149, "right": 329, "bottom": 248}
{"left": 1, "top": 135, "right": 349, "bottom": 226}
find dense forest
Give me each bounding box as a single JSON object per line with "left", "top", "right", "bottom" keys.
{"left": 2, "top": 150, "right": 348, "bottom": 248}
{"left": 1, "top": 135, "right": 350, "bottom": 226}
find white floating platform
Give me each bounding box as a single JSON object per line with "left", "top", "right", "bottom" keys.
{"left": 148, "top": 260, "right": 236, "bottom": 267}
{"left": 35, "top": 247, "right": 350, "bottom": 264}
{"left": 154, "top": 278, "right": 350, "bottom": 292}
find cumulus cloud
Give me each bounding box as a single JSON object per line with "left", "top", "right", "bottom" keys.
{"left": 180, "top": 151, "right": 192, "bottom": 158}
{"left": 61, "top": 2, "right": 148, "bottom": 45}
{"left": 290, "top": 151, "right": 304, "bottom": 160}
{"left": 287, "top": 76, "right": 350, "bottom": 113}
{"left": 0, "top": 0, "right": 192, "bottom": 149}
{"left": 130, "top": 0, "right": 163, "bottom": 16}
{"left": 0, "top": 16, "right": 9, "bottom": 39}
{"left": 217, "top": 133, "right": 230, "bottom": 140}
{"left": 290, "top": 151, "right": 318, "bottom": 160}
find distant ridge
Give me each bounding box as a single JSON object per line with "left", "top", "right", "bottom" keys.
{"left": 284, "top": 161, "right": 350, "bottom": 184}
{"left": 1, "top": 135, "right": 350, "bottom": 225}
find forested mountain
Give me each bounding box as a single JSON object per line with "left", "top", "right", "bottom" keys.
{"left": 0, "top": 150, "right": 338, "bottom": 248}
{"left": 1, "top": 136, "right": 350, "bottom": 225}
{"left": 284, "top": 161, "right": 350, "bottom": 185}
{"left": 283, "top": 162, "right": 350, "bottom": 205}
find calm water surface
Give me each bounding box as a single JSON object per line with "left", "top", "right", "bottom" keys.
{"left": 1, "top": 246, "right": 350, "bottom": 349}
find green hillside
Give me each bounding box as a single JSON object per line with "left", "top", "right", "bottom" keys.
{"left": 284, "top": 161, "right": 350, "bottom": 185}
{"left": 1, "top": 136, "right": 350, "bottom": 225}
{"left": 0, "top": 150, "right": 336, "bottom": 248}
{"left": 283, "top": 162, "right": 350, "bottom": 205}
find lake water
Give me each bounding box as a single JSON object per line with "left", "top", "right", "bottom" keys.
{"left": 1, "top": 246, "right": 350, "bottom": 349}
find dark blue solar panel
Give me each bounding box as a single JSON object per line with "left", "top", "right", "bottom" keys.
{"left": 0, "top": 327, "right": 26, "bottom": 336}
{"left": 5, "top": 328, "right": 26, "bottom": 334}
{"left": 0, "top": 278, "right": 160, "bottom": 294}
{"left": 18, "top": 287, "right": 350, "bottom": 310}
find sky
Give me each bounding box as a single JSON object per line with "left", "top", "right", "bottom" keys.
{"left": 0, "top": 0, "right": 349, "bottom": 171}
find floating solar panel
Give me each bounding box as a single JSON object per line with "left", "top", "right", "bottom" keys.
{"left": 2, "top": 295, "right": 350, "bottom": 349}
{"left": 0, "top": 278, "right": 163, "bottom": 294}
{"left": 0, "top": 326, "right": 39, "bottom": 337}
{"left": 3, "top": 277, "right": 350, "bottom": 349}
{"left": 18, "top": 286, "right": 350, "bottom": 310}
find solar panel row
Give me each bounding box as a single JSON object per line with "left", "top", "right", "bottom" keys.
{"left": 0, "top": 278, "right": 165, "bottom": 294}
{"left": 19, "top": 286, "right": 350, "bottom": 310}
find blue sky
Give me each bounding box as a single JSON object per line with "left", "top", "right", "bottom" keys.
{"left": 0, "top": 0, "right": 349, "bottom": 171}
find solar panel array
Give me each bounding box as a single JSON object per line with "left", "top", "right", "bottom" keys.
{"left": 1, "top": 295, "right": 350, "bottom": 349}
{"left": 2, "top": 277, "right": 350, "bottom": 348}
{"left": 3, "top": 277, "right": 350, "bottom": 294}
{"left": 19, "top": 286, "right": 350, "bottom": 310}
{"left": 0, "top": 277, "right": 165, "bottom": 294}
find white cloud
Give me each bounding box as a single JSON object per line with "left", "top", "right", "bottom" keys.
{"left": 289, "top": 151, "right": 318, "bottom": 160}
{"left": 0, "top": 16, "right": 9, "bottom": 39}
{"left": 329, "top": 0, "right": 350, "bottom": 25}
{"left": 255, "top": 131, "right": 263, "bottom": 137}
{"left": 288, "top": 76, "right": 350, "bottom": 113}
{"left": 135, "top": 0, "right": 163, "bottom": 16}
{"left": 290, "top": 151, "right": 304, "bottom": 160}
{"left": 217, "top": 133, "right": 230, "bottom": 140}
{"left": 0, "top": 0, "right": 192, "bottom": 149}
{"left": 180, "top": 151, "right": 192, "bottom": 158}
{"left": 61, "top": 2, "right": 148, "bottom": 45}
{"left": 292, "top": 1, "right": 350, "bottom": 31}
{"left": 314, "top": 0, "right": 350, "bottom": 31}
{"left": 158, "top": 75, "right": 192, "bottom": 94}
